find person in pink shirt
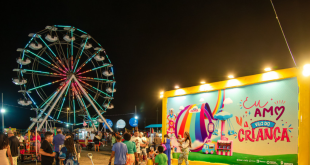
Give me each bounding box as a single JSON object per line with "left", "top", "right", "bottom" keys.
{"left": 31, "top": 132, "right": 41, "bottom": 160}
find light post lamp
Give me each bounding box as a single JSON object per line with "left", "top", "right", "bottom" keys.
{"left": 1, "top": 108, "right": 5, "bottom": 132}
{"left": 134, "top": 105, "right": 139, "bottom": 130}
{"left": 1, "top": 93, "right": 4, "bottom": 132}
{"left": 158, "top": 91, "right": 164, "bottom": 133}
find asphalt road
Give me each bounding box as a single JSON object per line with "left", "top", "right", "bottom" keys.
{"left": 17, "top": 145, "right": 114, "bottom": 165}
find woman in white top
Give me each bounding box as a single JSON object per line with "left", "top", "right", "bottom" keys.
{"left": 178, "top": 131, "right": 191, "bottom": 165}
{"left": 0, "top": 133, "right": 13, "bottom": 165}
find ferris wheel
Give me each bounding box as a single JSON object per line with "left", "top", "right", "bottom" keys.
{"left": 13, "top": 25, "right": 115, "bottom": 132}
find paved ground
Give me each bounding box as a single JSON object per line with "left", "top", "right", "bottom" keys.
{"left": 18, "top": 145, "right": 114, "bottom": 165}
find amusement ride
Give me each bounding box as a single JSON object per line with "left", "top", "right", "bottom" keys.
{"left": 13, "top": 25, "right": 115, "bottom": 132}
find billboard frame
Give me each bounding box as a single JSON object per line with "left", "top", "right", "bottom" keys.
{"left": 162, "top": 67, "right": 310, "bottom": 165}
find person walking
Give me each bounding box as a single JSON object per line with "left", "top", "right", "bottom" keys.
{"left": 178, "top": 132, "right": 191, "bottom": 165}
{"left": 131, "top": 131, "right": 146, "bottom": 165}
{"left": 109, "top": 135, "right": 128, "bottom": 165}
{"left": 123, "top": 133, "right": 138, "bottom": 165}
{"left": 163, "top": 134, "right": 171, "bottom": 165}
{"left": 16, "top": 133, "right": 24, "bottom": 160}
{"left": 40, "top": 132, "right": 55, "bottom": 165}
{"left": 75, "top": 140, "right": 81, "bottom": 161}
{"left": 93, "top": 133, "right": 101, "bottom": 152}
{"left": 53, "top": 129, "right": 65, "bottom": 165}
{"left": 16, "top": 133, "right": 24, "bottom": 147}
{"left": 0, "top": 133, "right": 13, "bottom": 165}
{"left": 139, "top": 132, "right": 147, "bottom": 162}
{"left": 154, "top": 133, "right": 161, "bottom": 150}
{"left": 155, "top": 146, "right": 168, "bottom": 165}
{"left": 7, "top": 130, "right": 19, "bottom": 165}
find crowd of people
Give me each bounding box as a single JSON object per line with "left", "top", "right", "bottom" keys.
{"left": 108, "top": 130, "right": 191, "bottom": 165}
{"left": 0, "top": 129, "right": 191, "bottom": 165}
{"left": 0, "top": 129, "right": 79, "bottom": 165}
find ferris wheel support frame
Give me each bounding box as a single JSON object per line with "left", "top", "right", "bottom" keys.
{"left": 73, "top": 75, "right": 113, "bottom": 132}
{"left": 38, "top": 76, "right": 73, "bottom": 130}
{"left": 72, "top": 84, "right": 98, "bottom": 132}
{"left": 26, "top": 85, "right": 64, "bottom": 132}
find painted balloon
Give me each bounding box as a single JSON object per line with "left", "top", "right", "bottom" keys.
{"left": 129, "top": 118, "right": 138, "bottom": 127}
{"left": 116, "top": 119, "right": 126, "bottom": 128}
{"left": 102, "top": 119, "right": 113, "bottom": 129}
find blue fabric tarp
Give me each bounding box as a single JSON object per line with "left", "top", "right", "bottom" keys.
{"left": 145, "top": 124, "right": 162, "bottom": 128}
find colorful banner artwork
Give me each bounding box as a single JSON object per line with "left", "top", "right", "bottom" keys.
{"left": 167, "top": 78, "right": 298, "bottom": 165}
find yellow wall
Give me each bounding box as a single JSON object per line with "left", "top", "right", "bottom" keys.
{"left": 162, "top": 68, "right": 310, "bottom": 165}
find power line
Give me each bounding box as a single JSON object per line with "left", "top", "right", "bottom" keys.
{"left": 269, "top": 0, "right": 297, "bottom": 67}
{"left": 1, "top": 103, "right": 30, "bottom": 110}
{"left": 1, "top": 103, "right": 135, "bottom": 117}
{"left": 102, "top": 113, "right": 135, "bottom": 117}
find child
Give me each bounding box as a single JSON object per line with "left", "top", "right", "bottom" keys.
{"left": 148, "top": 147, "right": 156, "bottom": 165}
{"left": 177, "top": 135, "right": 183, "bottom": 152}
{"left": 155, "top": 146, "right": 168, "bottom": 165}
{"left": 75, "top": 140, "right": 81, "bottom": 161}
{"left": 39, "top": 132, "right": 55, "bottom": 165}
{"left": 111, "top": 133, "right": 116, "bottom": 146}
{"left": 177, "top": 135, "right": 183, "bottom": 143}
{"left": 25, "top": 139, "right": 30, "bottom": 152}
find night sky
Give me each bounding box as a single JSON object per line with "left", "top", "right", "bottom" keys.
{"left": 0, "top": 0, "right": 309, "bottom": 131}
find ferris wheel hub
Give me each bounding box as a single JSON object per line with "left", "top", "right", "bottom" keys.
{"left": 66, "top": 72, "right": 74, "bottom": 78}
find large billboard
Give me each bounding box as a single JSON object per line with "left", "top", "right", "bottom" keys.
{"left": 167, "top": 78, "right": 298, "bottom": 165}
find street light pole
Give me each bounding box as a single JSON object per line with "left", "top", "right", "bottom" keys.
{"left": 2, "top": 93, "right": 4, "bottom": 132}
{"left": 135, "top": 105, "right": 138, "bottom": 129}
{"left": 135, "top": 105, "right": 137, "bottom": 118}
{"left": 156, "top": 108, "right": 158, "bottom": 133}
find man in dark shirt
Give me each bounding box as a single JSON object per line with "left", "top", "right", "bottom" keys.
{"left": 7, "top": 130, "right": 20, "bottom": 165}
{"left": 39, "top": 132, "right": 55, "bottom": 165}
